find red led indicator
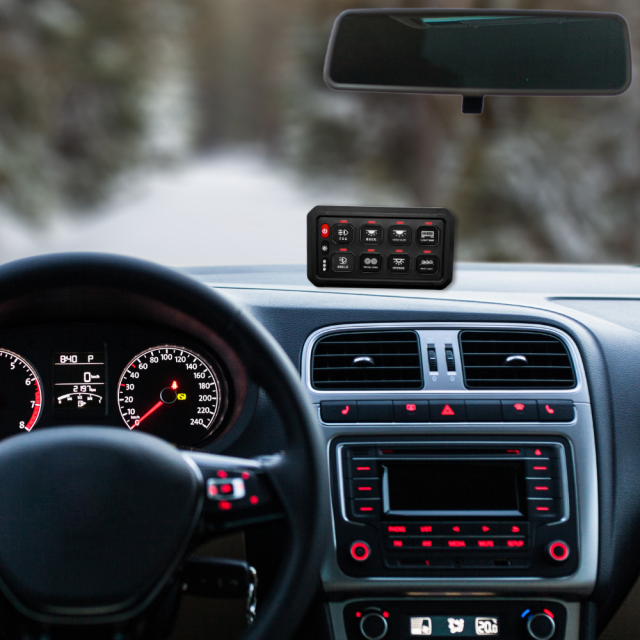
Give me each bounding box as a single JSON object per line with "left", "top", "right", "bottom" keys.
{"left": 544, "top": 609, "right": 555, "bottom": 619}
{"left": 220, "top": 484, "right": 233, "bottom": 494}
{"left": 507, "top": 450, "right": 520, "bottom": 454}
{"left": 406, "top": 404, "right": 417, "bottom": 412}
{"left": 350, "top": 542, "right": 370, "bottom": 561}
{"left": 359, "top": 507, "right": 373, "bottom": 512}
{"left": 383, "top": 612, "right": 389, "bottom": 619}
{"left": 339, "top": 248, "right": 347, "bottom": 252}
{"left": 425, "top": 221, "right": 433, "bottom": 225}
{"left": 218, "top": 501, "right": 232, "bottom": 511}
{"left": 535, "top": 486, "right": 549, "bottom": 491}
{"left": 448, "top": 540, "right": 466, "bottom": 548}
{"left": 478, "top": 540, "right": 494, "bottom": 548}
{"left": 396, "top": 221, "right": 404, "bottom": 224}
{"left": 507, "top": 540, "right": 525, "bottom": 548}
{"left": 482, "top": 526, "right": 490, "bottom": 532}
{"left": 423, "top": 250, "right": 431, "bottom": 253}
{"left": 420, "top": 526, "right": 433, "bottom": 533}
{"left": 171, "top": 380, "right": 178, "bottom": 390}
{"left": 241, "top": 471, "right": 250, "bottom": 480}
{"left": 549, "top": 542, "right": 569, "bottom": 561}
{"left": 534, "top": 449, "right": 543, "bottom": 456}
{"left": 367, "top": 248, "right": 375, "bottom": 252}
{"left": 358, "top": 486, "right": 372, "bottom": 492}
{"left": 321, "top": 224, "right": 329, "bottom": 237}
{"left": 514, "top": 403, "right": 525, "bottom": 411}
{"left": 533, "top": 466, "right": 547, "bottom": 471}
{"left": 395, "top": 249, "right": 404, "bottom": 253}
{"left": 341, "top": 405, "right": 350, "bottom": 415}
{"left": 441, "top": 404, "right": 455, "bottom": 416}
{"left": 388, "top": 526, "right": 406, "bottom": 533}
{"left": 452, "top": 526, "right": 460, "bottom": 533}
{"left": 249, "top": 495, "right": 259, "bottom": 505}
{"left": 425, "top": 560, "right": 430, "bottom": 566}
{"left": 356, "top": 467, "right": 371, "bottom": 471}
{"left": 422, "top": 540, "right": 433, "bottom": 547}
{"left": 216, "top": 470, "right": 228, "bottom": 479}
{"left": 368, "top": 220, "right": 376, "bottom": 224}
{"left": 545, "top": 404, "right": 555, "bottom": 415}
{"left": 393, "top": 540, "right": 403, "bottom": 547}
{"left": 511, "top": 526, "right": 520, "bottom": 533}
{"left": 207, "top": 484, "right": 218, "bottom": 497}
{"left": 356, "top": 612, "right": 362, "bottom": 618}
{"left": 536, "top": 506, "right": 550, "bottom": 512}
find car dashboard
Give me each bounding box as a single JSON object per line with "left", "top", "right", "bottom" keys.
{"left": 2, "top": 260, "right": 640, "bottom": 640}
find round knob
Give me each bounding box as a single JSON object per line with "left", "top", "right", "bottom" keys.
{"left": 547, "top": 540, "right": 570, "bottom": 563}
{"left": 350, "top": 541, "right": 371, "bottom": 562}
{"left": 526, "top": 613, "right": 556, "bottom": 640}
{"left": 360, "top": 613, "right": 388, "bottom": 640}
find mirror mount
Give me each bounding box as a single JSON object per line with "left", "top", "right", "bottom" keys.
{"left": 462, "top": 96, "right": 484, "bottom": 115}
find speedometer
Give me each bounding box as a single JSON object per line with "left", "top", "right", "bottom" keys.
{"left": 117, "top": 345, "right": 224, "bottom": 445}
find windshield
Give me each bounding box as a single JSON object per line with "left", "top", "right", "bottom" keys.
{"left": 0, "top": 0, "right": 636, "bottom": 268}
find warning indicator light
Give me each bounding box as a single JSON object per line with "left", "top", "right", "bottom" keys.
{"left": 441, "top": 404, "right": 455, "bottom": 416}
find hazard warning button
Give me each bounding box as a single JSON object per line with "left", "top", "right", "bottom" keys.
{"left": 430, "top": 401, "right": 466, "bottom": 422}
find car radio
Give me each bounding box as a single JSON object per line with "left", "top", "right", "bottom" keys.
{"left": 331, "top": 436, "right": 578, "bottom": 578}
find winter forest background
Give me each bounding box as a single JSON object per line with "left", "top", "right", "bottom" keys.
{"left": 0, "top": 0, "right": 638, "bottom": 266}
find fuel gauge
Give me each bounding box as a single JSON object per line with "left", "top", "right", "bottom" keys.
{"left": 53, "top": 352, "right": 106, "bottom": 418}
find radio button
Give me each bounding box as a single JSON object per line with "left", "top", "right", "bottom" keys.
{"left": 446, "top": 539, "right": 469, "bottom": 549}
{"left": 351, "top": 479, "right": 381, "bottom": 498}
{"left": 526, "top": 459, "right": 559, "bottom": 478}
{"left": 393, "top": 400, "right": 430, "bottom": 422}
{"left": 443, "top": 523, "right": 475, "bottom": 535}
{"left": 349, "top": 541, "right": 371, "bottom": 562}
{"left": 467, "top": 522, "right": 500, "bottom": 536}
{"left": 502, "top": 400, "right": 538, "bottom": 421}
{"left": 529, "top": 499, "right": 561, "bottom": 520}
{"left": 499, "top": 522, "right": 531, "bottom": 536}
{"left": 349, "top": 459, "right": 377, "bottom": 478}
{"left": 357, "top": 400, "right": 393, "bottom": 423}
{"left": 527, "top": 479, "right": 561, "bottom": 497}
{"left": 475, "top": 539, "right": 497, "bottom": 549}
{"left": 501, "top": 538, "right": 529, "bottom": 550}
{"left": 413, "top": 523, "right": 442, "bottom": 535}
{"left": 351, "top": 499, "right": 381, "bottom": 519}
{"left": 525, "top": 446, "right": 559, "bottom": 459}
{"left": 430, "top": 401, "right": 466, "bottom": 422}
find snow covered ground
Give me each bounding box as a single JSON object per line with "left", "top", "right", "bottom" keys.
{"left": 0, "top": 152, "right": 406, "bottom": 267}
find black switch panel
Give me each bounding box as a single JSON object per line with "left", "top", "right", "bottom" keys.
{"left": 307, "top": 206, "right": 455, "bottom": 289}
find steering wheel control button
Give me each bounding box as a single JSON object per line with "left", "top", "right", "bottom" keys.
{"left": 360, "top": 612, "right": 388, "bottom": 640}
{"left": 357, "top": 400, "right": 393, "bottom": 423}
{"left": 331, "top": 252, "right": 355, "bottom": 272}
{"left": 360, "top": 225, "right": 383, "bottom": 245}
{"left": 332, "top": 223, "right": 355, "bottom": 244}
{"left": 417, "top": 225, "right": 440, "bottom": 245}
{"left": 464, "top": 400, "right": 502, "bottom": 422}
{"left": 393, "top": 400, "right": 430, "bottom": 422}
{"left": 360, "top": 253, "right": 383, "bottom": 273}
{"left": 320, "top": 401, "right": 357, "bottom": 423}
{"left": 388, "top": 225, "right": 411, "bottom": 245}
{"left": 388, "top": 254, "right": 410, "bottom": 273}
{"left": 207, "top": 477, "right": 246, "bottom": 501}
{"left": 430, "top": 401, "right": 466, "bottom": 422}
{"left": 350, "top": 541, "right": 371, "bottom": 562}
{"left": 547, "top": 541, "right": 570, "bottom": 563}
{"left": 537, "top": 400, "right": 575, "bottom": 422}
{"left": 502, "top": 400, "right": 539, "bottom": 421}
{"left": 416, "top": 255, "right": 439, "bottom": 275}
{"left": 526, "top": 613, "right": 556, "bottom": 640}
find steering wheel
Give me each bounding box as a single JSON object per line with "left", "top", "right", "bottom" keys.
{"left": 0, "top": 254, "right": 329, "bottom": 640}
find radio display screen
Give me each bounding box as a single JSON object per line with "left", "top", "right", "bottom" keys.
{"left": 385, "top": 461, "right": 524, "bottom": 516}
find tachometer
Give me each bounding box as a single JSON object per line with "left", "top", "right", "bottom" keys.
{"left": 118, "top": 345, "right": 223, "bottom": 445}
{"left": 0, "top": 349, "right": 43, "bottom": 434}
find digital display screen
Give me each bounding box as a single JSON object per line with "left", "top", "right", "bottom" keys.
{"left": 410, "top": 616, "right": 499, "bottom": 637}
{"left": 386, "top": 461, "right": 522, "bottom": 516}
{"left": 53, "top": 352, "right": 106, "bottom": 417}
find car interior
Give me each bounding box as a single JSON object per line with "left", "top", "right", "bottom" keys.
{"left": 0, "top": 7, "right": 639, "bottom": 640}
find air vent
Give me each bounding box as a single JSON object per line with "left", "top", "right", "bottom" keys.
{"left": 311, "top": 331, "right": 422, "bottom": 390}
{"left": 460, "top": 330, "right": 576, "bottom": 389}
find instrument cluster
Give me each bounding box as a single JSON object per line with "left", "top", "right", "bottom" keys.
{"left": 0, "top": 324, "right": 233, "bottom": 447}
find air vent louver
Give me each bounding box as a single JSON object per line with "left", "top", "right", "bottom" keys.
{"left": 460, "top": 330, "right": 576, "bottom": 389}
{"left": 311, "top": 331, "right": 422, "bottom": 390}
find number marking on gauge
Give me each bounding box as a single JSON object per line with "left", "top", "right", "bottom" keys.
{"left": 117, "top": 346, "right": 221, "bottom": 433}
{"left": 0, "top": 349, "right": 43, "bottom": 432}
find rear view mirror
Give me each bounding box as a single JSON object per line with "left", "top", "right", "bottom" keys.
{"left": 324, "top": 10, "right": 632, "bottom": 113}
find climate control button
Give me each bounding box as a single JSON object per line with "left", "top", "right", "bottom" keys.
{"left": 526, "top": 613, "right": 556, "bottom": 640}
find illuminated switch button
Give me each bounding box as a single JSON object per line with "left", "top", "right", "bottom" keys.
{"left": 388, "top": 225, "right": 412, "bottom": 245}
{"left": 387, "top": 525, "right": 407, "bottom": 534}
{"left": 502, "top": 400, "right": 538, "bottom": 421}
{"left": 525, "top": 446, "right": 559, "bottom": 459}
{"left": 529, "top": 499, "right": 561, "bottom": 520}
{"left": 537, "top": 400, "right": 575, "bottom": 422}
{"left": 320, "top": 401, "right": 357, "bottom": 423}
{"left": 320, "top": 241, "right": 330, "bottom": 255}
{"left": 413, "top": 523, "right": 442, "bottom": 535}
{"left": 525, "top": 459, "right": 559, "bottom": 478}
{"left": 476, "top": 539, "right": 497, "bottom": 549}
{"left": 384, "top": 537, "right": 410, "bottom": 550}
{"left": 359, "top": 253, "right": 383, "bottom": 273}
{"left": 416, "top": 255, "right": 439, "bottom": 275}
{"left": 443, "top": 523, "right": 475, "bottom": 535}
{"left": 360, "top": 224, "right": 383, "bottom": 245}
{"left": 387, "top": 254, "right": 410, "bottom": 273}
{"left": 357, "top": 401, "right": 393, "bottom": 423}
{"left": 320, "top": 257, "right": 328, "bottom": 274}
{"left": 349, "top": 459, "right": 376, "bottom": 478}
{"left": 526, "top": 479, "right": 560, "bottom": 497}
{"left": 320, "top": 223, "right": 330, "bottom": 238}
{"left": 547, "top": 540, "right": 570, "bottom": 563}
{"left": 351, "top": 479, "right": 381, "bottom": 498}
{"left": 331, "top": 252, "right": 355, "bottom": 272}
{"left": 498, "top": 522, "right": 531, "bottom": 536}
{"left": 351, "top": 499, "right": 381, "bottom": 519}
{"left": 446, "top": 539, "right": 468, "bottom": 549}
{"left": 430, "top": 401, "right": 466, "bottom": 422}
{"left": 465, "top": 400, "right": 503, "bottom": 422}
{"left": 332, "top": 223, "right": 354, "bottom": 244}
{"left": 392, "top": 400, "right": 430, "bottom": 423}
{"left": 469, "top": 523, "right": 498, "bottom": 535}
{"left": 349, "top": 541, "right": 371, "bottom": 562}
{"left": 417, "top": 225, "right": 440, "bottom": 246}
{"left": 501, "top": 538, "right": 529, "bottom": 550}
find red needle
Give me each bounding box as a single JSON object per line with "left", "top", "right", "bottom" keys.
{"left": 135, "top": 400, "right": 164, "bottom": 427}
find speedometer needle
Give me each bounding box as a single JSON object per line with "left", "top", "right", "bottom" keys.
{"left": 135, "top": 400, "right": 164, "bottom": 427}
